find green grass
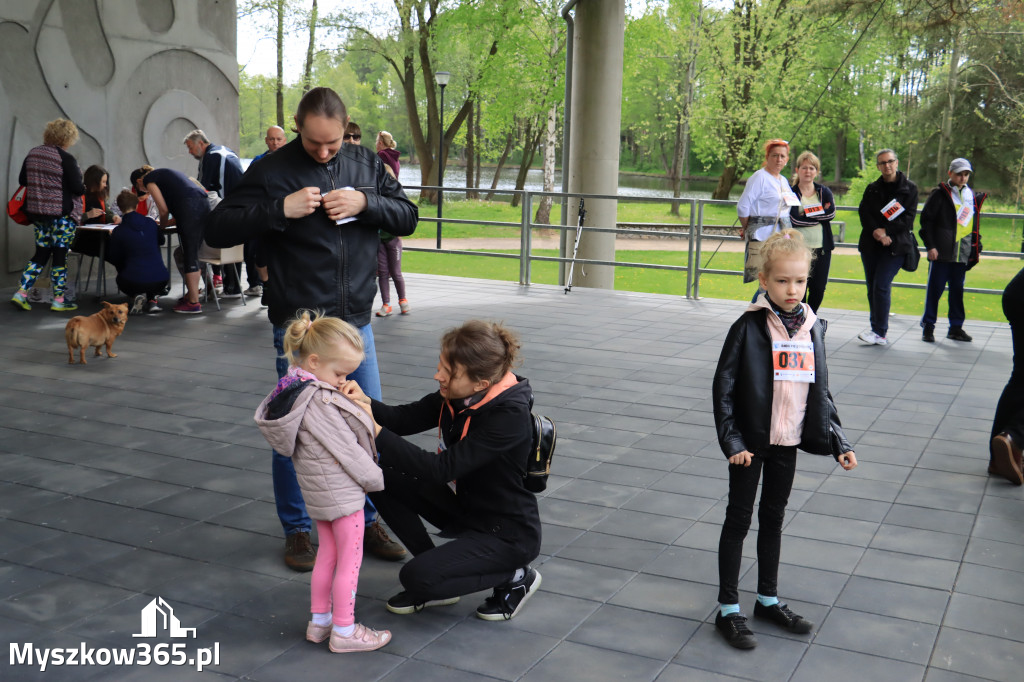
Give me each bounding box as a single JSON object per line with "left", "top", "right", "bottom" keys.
{"left": 405, "top": 198, "right": 1022, "bottom": 321}
{"left": 402, "top": 248, "right": 1019, "bottom": 322}
{"left": 417, "top": 198, "right": 1024, "bottom": 251}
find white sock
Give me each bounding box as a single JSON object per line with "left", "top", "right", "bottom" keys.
{"left": 311, "top": 612, "right": 332, "bottom": 626}
{"left": 511, "top": 568, "right": 525, "bottom": 583}
{"left": 333, "top": 623, "right": 355, "bottom": 637}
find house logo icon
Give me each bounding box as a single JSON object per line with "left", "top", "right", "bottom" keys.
{"left": 132, "top": 597, "right": 197, "bottom": 638}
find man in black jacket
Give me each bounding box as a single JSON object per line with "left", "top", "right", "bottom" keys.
{"left": 918, "top": 157, "right": 980, "bottom": 343}
{"left": 184, "top": 129, "right": 246, "bottom": 296}
{"left": 857, "top": 149, "right": 919, "bottom": 345}
{"left": 205, "top": 87, "right": 418, "bottom": 570}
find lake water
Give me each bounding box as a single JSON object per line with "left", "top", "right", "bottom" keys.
{"left": 241, "top": 158, "right": 742, "bottom": 200}
{"left": 398, "top": 163, "right": 743, "bottom": 200}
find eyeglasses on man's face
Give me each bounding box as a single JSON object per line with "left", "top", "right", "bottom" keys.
{"left": 876, "top": 158, "right": 897, "bottom": 167}
{"left": 344, "top": 134, "right": 361, "bottom": 141}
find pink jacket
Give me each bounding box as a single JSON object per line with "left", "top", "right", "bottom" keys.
{"left": 747, "top": 295, "right": 817, "bottom": 447}
{"left": 255, "top": 381, "right": 383, "bottom": 521}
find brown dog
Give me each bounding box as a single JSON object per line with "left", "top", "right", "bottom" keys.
{"left": 64, "top": 301, "right": 129, "bottom": 364}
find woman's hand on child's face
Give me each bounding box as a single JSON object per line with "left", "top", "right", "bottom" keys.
{"left": 728, "top": 450, "right": 754, "bottom": 467}
{"left": 838, "top": 451, "right": 857, "bottom": 470}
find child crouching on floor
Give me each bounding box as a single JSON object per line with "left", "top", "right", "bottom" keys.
{"left": 255, "top": 310, "right": 390, "bottom": 654}
{"left": 712, "top": 229, "right": 857, "bottom": 650}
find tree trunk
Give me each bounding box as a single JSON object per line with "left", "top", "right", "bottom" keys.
{"left": 858, "top": 129, "right": 866, "bottom": 170}
{"left": 834, "top": 127, "right": 846, "bottom": 182}
{"left": 475, "top": 100, "right": 482, "bottom": 189}
{"left": 485, "top": 133, "right": 515, "bottom": 201}
{"left": 466, "top": 100, "right": 477, "bottom": 199}
{"left": 275, "top": 0, "right": 284, "bottom": 127}
{"left": 712, "top": 165, "right": 739, "bottom": 200}
{"left": 936, "top": 28, "right": 963, "bottom": 183}
{"left": 301, "top": 0, "right": 318, "bottom": 95}
{"left": 535, "top": 101, "right": 558, "bottom": 224}
{"left": 511, "top": 121, "right": 542, "bottom": 208}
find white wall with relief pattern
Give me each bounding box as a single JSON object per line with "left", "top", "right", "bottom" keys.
{"left": 0, "top": 0, "right": 238, "bottom": 281}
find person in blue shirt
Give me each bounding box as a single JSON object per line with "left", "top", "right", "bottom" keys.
{"left": 107, "top": 191, "right": 170, "bottom": 315}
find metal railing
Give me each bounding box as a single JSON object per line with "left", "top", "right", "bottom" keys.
{"left": 402, "top": 186, "right": 1024, "bottom": 299}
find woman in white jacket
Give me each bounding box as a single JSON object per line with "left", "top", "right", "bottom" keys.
{"left": 255, "top": 310, "right": 390, "bottom": 654}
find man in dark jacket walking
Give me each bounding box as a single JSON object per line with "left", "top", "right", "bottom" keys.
{"left": 205, "top": 87, "right": 418, "bottom": 570}
{"left": 918, "top": 157, "right": 982, "bottom": 342}
{"left": 857, "top": 148, "right": 919, "bottom": 345}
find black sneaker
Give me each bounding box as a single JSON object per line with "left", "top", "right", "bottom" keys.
{"left": 947, "top": 327, "right": 973, "bottom": 342}
{"left": 385, "top": 591, "right": 460, "bottom": 615}
{"left": 476, "top": 568, "right": 542, "bottom": 621}
{"left": 715, "top": 612, "right": 757, "bottom": 649}
{"left": 922, "top": 324, "right": 935, "bottom": 342}
{"left": 753, "top": 601, "right": 814, "bottom": 634}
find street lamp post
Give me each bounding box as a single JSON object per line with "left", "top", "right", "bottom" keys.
{"left": 435, "top": 71, "right": 450, "bottom": 249}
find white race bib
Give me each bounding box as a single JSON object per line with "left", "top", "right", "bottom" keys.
{"left": 956, "top": 203, "right": 973, "bottom": 227}
{"left": 772, "top": 340, "right": 815, "bottom": 383}
{"left": 335, "top": 186, "right": 357, "bottom": 225}
{"left": 881, "top": 199, "right": 904, "bottom": 221}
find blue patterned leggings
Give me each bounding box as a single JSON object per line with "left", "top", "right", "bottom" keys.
{"left": 18, "top": 216, "right": 77, "bottom": 298}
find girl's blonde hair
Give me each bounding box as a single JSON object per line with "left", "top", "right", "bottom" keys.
{"left": 377, "top": 131, "right": 397, "bottom": 149}
{"left": 791, "top": 151, "right": 821, "bottom": 184}
{"left": 759, "top": 229, "right": 814, "bottom": 276}
{"left": 440, "top": 320, "right": 520, "bottom": 384}
{"left": 281, "top": 310, "right": 364, "bottom": 368}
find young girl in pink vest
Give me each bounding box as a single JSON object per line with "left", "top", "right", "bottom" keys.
{"left": 712, "top": 229, "right": 857, "bottom": 650}
{"left": 255, "top": 311, "right": 390, "bottom": 653}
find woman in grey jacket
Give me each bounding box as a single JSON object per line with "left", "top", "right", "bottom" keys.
{"left": 255, "top": 311, "right": 390, "bottom": 654}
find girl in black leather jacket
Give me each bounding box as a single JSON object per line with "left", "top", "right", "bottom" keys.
{"left": 712, "top": 230, "right": 856, "bottom": 650}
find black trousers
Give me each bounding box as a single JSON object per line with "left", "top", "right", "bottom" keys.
{"left": 718, "top": 445, "right": 797, "bottom": 605}
{"left": 992, "top": 267, "right": 1024, "bottom": 456}
{"left": 370, "top": 468, "right": 529, "bottom": 602}
{"left": 805, "top": 247, "right": 832, "bottom": 313}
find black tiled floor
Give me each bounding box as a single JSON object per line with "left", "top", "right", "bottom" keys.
{"left": 2, "top": 273, "right": 1021, "bottom": 681}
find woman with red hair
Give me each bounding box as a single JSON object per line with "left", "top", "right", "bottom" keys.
{"left": 736, "top": 140, "right": 799, "bottom": 285}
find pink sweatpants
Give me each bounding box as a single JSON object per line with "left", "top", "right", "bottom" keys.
{"left": 310, "top": 511, "right": 364, "bottom": 627}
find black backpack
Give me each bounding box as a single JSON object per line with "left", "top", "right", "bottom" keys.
{"left": 525, "top": 413, "right": 556, "bottom": 493}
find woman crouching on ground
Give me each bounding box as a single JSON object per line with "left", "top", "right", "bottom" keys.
{"left": 343, "top": 320, "right": 542, "bottom": 620}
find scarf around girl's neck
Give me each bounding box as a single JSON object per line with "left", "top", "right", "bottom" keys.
{"left": 269, "top": 366, "right": 319, "bottom": 401}
{"left": 765, "top": 294, "right": 806, "bottom": 338}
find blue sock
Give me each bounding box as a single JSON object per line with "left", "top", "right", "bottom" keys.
{"left": 757, "top": 594, "right": 779, "bottom": 607}
{"left": 719, "top": 603, "right": 740, "bottom": 617}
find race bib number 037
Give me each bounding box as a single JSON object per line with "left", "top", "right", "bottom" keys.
{"left": 772, "top": 340, "right": 815, "bottom": 382}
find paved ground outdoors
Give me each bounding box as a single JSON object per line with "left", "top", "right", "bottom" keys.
{"left": 1, "top": 271, "right": 1020, "bottom": 681}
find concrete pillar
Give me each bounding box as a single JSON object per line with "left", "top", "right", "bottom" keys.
{"left": 565, "top": 0, "right": 624, "bottom": 290}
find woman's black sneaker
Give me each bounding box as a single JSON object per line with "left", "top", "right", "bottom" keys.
{"left": 715, "top": 612, "right": 757, "bottom": 649}
{"left": 476, "top": 568, "right": 542, "bottom": 621}
{"left": 385, "top": 591, "right": 459, "bottom": 615}
{"left": 753, "top": 601, "right": 814, "bottom": 634}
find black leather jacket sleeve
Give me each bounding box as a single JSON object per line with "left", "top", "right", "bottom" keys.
{"left": 713, "top": 315, "right": 751, "bottom": 457}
